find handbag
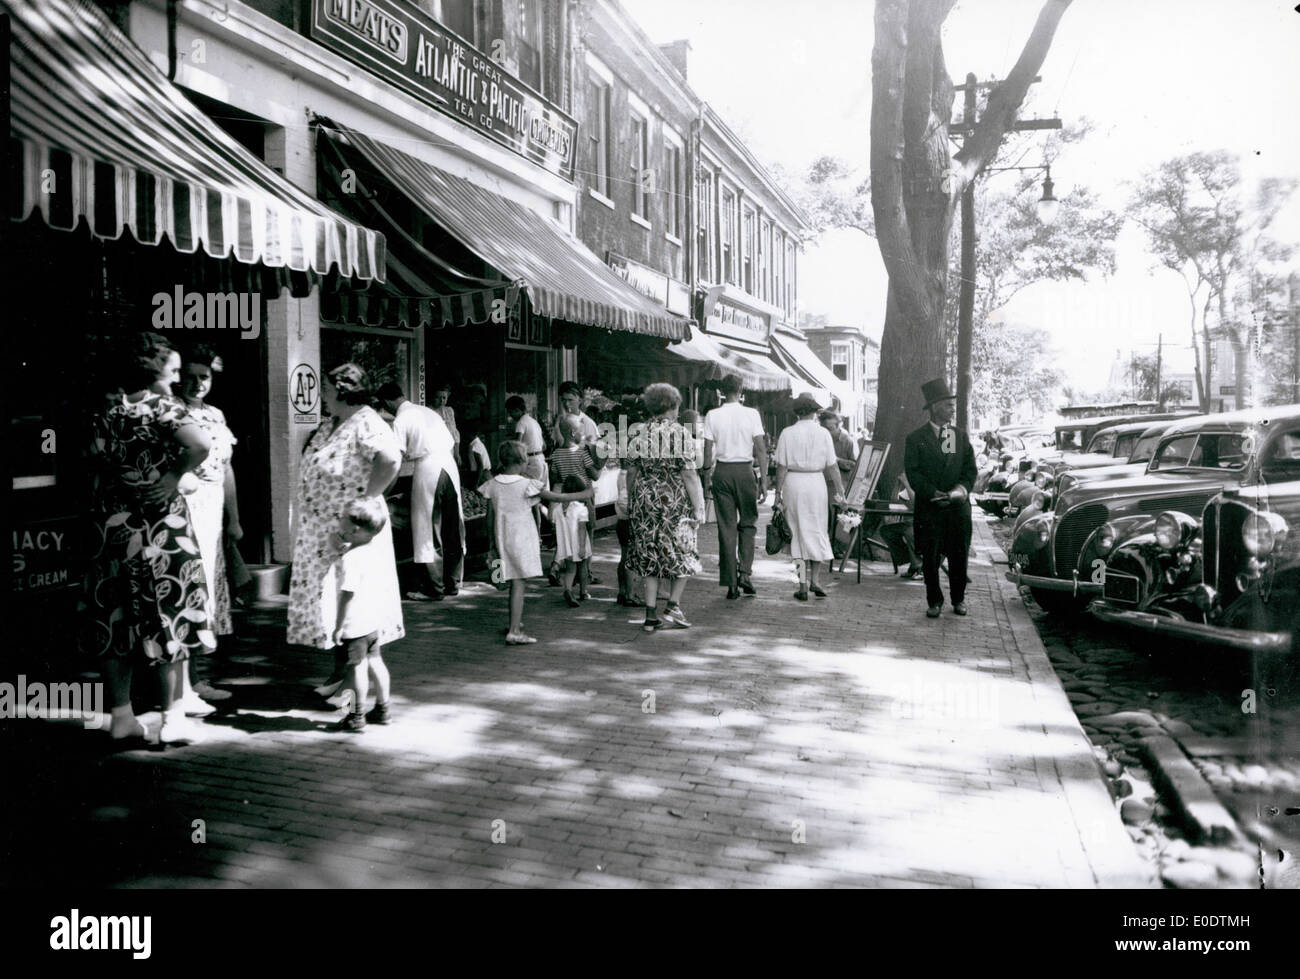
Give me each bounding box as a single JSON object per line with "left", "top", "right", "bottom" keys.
{"left": 765, "top": 503, "right": 792, "bottom": 555}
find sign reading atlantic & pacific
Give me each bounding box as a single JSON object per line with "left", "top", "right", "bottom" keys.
{"left": 311, "top": 0, "right": 577, "bottom": 178}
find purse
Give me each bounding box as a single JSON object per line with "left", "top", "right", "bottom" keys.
{"left": 765, "top": 503, "right": 792, "bottom": 555}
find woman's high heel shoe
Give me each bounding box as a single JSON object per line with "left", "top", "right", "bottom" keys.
{"left": 810, "top": 584, "right": 827, "bottom": 598}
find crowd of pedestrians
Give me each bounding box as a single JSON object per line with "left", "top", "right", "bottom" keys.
{"left": 85, "top": 332, "right": 969, "bottom": 745}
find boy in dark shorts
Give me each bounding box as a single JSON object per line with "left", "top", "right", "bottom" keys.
{"left": 330, "top": 497, "right": 394, "bottom": 733}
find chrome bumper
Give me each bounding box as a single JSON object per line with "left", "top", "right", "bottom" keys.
{"left": 979, "top": 492, "right": 1011, "bottom": 503}
{"left": 1088, "top": 602, "right": 1291, "bottom": 652}
{"left": 1005, "top": 568, "right": 1102, "bottom": 596}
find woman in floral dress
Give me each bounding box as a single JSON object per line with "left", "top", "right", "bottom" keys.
{"left": 81, "top": 332, "right": 214, "bottom": 744}
{"left": 177, "top": 346, "right": 240, "bottom": 707}
{"left": 626, "top": 383, "right": 704, "bottom": 632}
{"left": 287, "top": 364, "right": 404, "bottom": 669}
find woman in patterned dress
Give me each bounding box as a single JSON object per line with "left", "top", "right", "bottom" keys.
{"left": 287, "top": 364, "right": 404, "bottom": 677}
{"left": 625, "top": 383, "right": 705, "bottom": 632}
{"left": 81, "top": 332, "right": 214, "bottom": 744}
{"left": 177, "top": 346, "right": 239, "bottom": 708}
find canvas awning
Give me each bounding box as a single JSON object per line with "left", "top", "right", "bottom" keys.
{"left": 317, "top": 123, "right": 690, "bottom": 340}
{"left": 6, "top": 0, "right": 385, "bottom": 282}
{"left": 769, "top": 332, "right": 860, "bottom": 415}
{"left": 667, "top": 331, "right": 791, "bottom": 392}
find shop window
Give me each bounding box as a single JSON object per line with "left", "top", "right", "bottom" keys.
{"left": 518, "top": 0, "right": 544, "bottom": 92}
{"left": 421, "top": 0, "right": 475, "bottom": 42}
{"left": 832, "top": 342, "right": 850, "bottom": 382}
{"left": 587, "top": 77, "right": 611, "bottom": 198}
{"left": 630, "top": 114, "right": 649, "bottom": 219}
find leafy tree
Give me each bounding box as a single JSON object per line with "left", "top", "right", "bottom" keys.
{"left": 772, "top": 156, "right": 874, "bottom": 238}
{"left": 869, "top": 0, "right": 1074, "bottom": 489}
{"left": 963, "top": 319, "right": 1064, "bottom": 423}
{"left": 1128, "top": 152, "right": 1297, "bottom": 409}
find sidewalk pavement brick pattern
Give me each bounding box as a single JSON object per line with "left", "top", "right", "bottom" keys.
{"left": 2, "top": 506, "right": 1151, "bottom": 888}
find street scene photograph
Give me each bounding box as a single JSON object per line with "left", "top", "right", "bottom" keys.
{"left": 3, "top": 0, "right": 1299, "bottom": 909}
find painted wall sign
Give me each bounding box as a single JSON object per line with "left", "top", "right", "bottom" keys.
{"left": 12, "top": 517, "right": 79, "bottom": 594}
{"left": 291, "top": 363, "right": 320, "bottom": 425}
{"left": 607, "top": 251, "right": 690, "bottom": 317}
{"left": 706, "top": 298, "right": 770, "bottom": 348}
{"left": 311, "top": 0, "right": 577, "bottom": 178}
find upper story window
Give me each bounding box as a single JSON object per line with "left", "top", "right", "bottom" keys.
{"left": 785, "top": 239, "right": 796, "bottom": 314}
{"left": 758, "top": 218, "right": 771, "bottom": 301}
{"left": 697, "top": 170, "right": 714, "bottom": 283}
{"left": 831, "top": 342, "right": 850, "bottom": 382}
{"left": 518, "top": 0, "right": 544, "bottom": 92}
{"left": 586, "top": 85, "right": 610, "bottom": 198}
{"left": 774, "top": 229, "right": 785, "bottom": 312}
{"left": 721, "top": 188, "right": 737, "bottom": 285}
{"left": 664, "top": 131, "right": 684, "bottom": 239}
{"left": 421, "top": 0, "right": 475, "bottom": 42}
{"left": 742, "top": 207, "right": 755, "bottom": 294}
{"left": 630, "top": 114, "right": 649, "bottom": 219}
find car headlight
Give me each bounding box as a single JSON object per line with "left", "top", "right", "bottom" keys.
{"left": 1036, "top": 523, "right": 1051, "bottom": 547}
{"left": 1243, "top": 511, "right": 1288, "bottom": 557}
{"left": 1095, "top": 522, "right": 1117, "bottom": 557}
{"left": 1154, "top": 512, "right": 1182, "bottom": 551}
{"left": 1032, "top": 491, "right": 1048, "bottom": 510}
{"left": 1035, "top": 472, "right": 1055, "bottom": 489}
{"left": 1014, "top": 515, "right": 1053, "bottom": 553}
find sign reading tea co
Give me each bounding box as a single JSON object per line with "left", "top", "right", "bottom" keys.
{"left": 312, "top": 0, "right": 577, "bottom": 178}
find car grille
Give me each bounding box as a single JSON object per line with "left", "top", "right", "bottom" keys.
{"left": 1209, "top": 499, "right": 1250, "bottom": 608}
{"left": 1136, "top": 491, "right": 1217, "bottom": 517}
{"left": 1054, "top": 503, "right": 1109, "bottom": 575}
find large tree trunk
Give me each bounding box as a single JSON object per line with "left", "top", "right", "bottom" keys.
{"left": 869, "top": 0, "right": 1072, "bottom": 491}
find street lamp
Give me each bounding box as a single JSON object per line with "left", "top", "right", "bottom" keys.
{"left": 1036, "top": 166, "right": 1060, "bottom": 226}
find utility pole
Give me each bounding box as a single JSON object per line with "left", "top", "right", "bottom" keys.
{"left": 1155, "top": 333, "right": 1162, "bottom": 407}
{"left": 951, "top": 75, "right": 1060, "bottom": 433}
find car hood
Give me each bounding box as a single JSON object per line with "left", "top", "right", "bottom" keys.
{"left": 1055, "top": 469, "right": 1233, "bottom": 513}
{"left": 1059, "top": 452, "right": 1123, "bottom": 470}
{"left": 1061, "top": 462, "right": 1147, "bottom": 484}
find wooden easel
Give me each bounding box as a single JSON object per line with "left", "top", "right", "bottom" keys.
{"left": 834, "top": 440, "right": 893, "bottom": 582}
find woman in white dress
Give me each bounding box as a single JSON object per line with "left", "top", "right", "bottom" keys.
{"left": 178, "top": 346, "right": 239, "bottom": 709}
{"left": 774, "top": 394, "right": 846, "bottom": 601}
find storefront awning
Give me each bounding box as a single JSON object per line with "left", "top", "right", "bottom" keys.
{"left": 318, "top": 124, "right": 690, "bottom": 341}
{"left": 6, "top": 0, "right": 385, "bottom": 282}
{"left": 769, "top": 332, "right": 859, "bottom": 414}
{"left": 667, "top": 331, "right": 791, "bottom": 392}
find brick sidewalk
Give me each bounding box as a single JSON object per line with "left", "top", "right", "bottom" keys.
{"left": 2, "top": 507, "right": 1151, "bottom": 888}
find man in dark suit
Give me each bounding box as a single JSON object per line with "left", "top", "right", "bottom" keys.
{"left": 904, "top": 378, "right": 978, "bottom": 618}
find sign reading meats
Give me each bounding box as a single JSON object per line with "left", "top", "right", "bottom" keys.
{"left": 312, "top": 0, "right": 577, "bottom": 178}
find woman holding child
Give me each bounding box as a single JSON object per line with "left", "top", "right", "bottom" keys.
{"left": 625, "top": 383, "right": 704, "bottom": 633}
{"left": 287, "top": 363, "right": 404, "bottom": 655}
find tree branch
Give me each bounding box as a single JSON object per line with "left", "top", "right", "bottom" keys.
{"left": 954, "top": 0, "right": 1074, "bottom": 181}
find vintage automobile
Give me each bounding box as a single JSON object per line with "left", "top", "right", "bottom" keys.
{"left": 1051, "top": 419, "right": 1183, "bottom": 497}
{"left": 1005, "top": 406, "right": 1300, "bottom": 616}
{"left": 1089, "top": 422, "right": 1300, "bottom": 653}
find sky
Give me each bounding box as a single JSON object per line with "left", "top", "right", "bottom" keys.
{"left": 621, "top": 0, "right": 1300, "bottom": 390}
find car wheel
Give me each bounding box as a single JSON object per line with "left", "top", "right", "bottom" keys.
{"left": 1029, "top": 588, "right": 1088, "bottom": 617}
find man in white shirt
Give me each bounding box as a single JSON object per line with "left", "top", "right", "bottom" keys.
{"left": 379, "top": 383, "right": 464, "bottom": 600}
{"left": 431, "top": 383, "right": 460, "bottom": 464}
{"left": 702, "top": 374, "right": 768, "bottom": 599}
{"left": 506, "top": 395, "right": 547, "bottom": 481}
{"left": 553, "top": 381, "right": 600, "bottom": 446}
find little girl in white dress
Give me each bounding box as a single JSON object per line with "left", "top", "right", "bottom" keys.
{"left": 554, "top": 473, "right": 593, "bottom": 608}
{"left": 481, "top": 441, "right": 593, "bottom": 644}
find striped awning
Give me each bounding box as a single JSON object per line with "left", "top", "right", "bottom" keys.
{"left": 769, "top": 332, "right": 859, "bottom": 413}
{"left": 667, "top": 331, "right": 791, "bottom": 392}
{"left": 6, "top": 0, "right": 385, "bottom": 282}
{"left": 320, "top": 280, "right": 522, "bottom": 330}
{"left": 319, "top": 124, "right": 690, "bottom": 340}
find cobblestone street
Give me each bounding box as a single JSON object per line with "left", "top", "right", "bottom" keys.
{"left": 2, "top": 510, "right": 1148, "bottom": 888}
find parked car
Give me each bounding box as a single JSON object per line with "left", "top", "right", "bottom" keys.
{"left": 1005, "top": 406, "right": 1300, "bottom": 616}
{"left": 1089, "top": 418, "right": 1300, "bottom": 653}
{"left": 1052, "top": 419, "right": 1184, "bottom": 498}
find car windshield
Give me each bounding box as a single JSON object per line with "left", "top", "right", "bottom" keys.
{"left": 1001, "top": 435, "right": 1025, "bottom": 452}
{"left": 1129, "top": 433, "right": 1161, "bottom": 463}
{"left": 1151, "top": 432, "right": 1250, "bottom": 472}
{"left": 1261, "top": 430, "right": 1300, "bottom": 482}
{"left": 1057, "top": 428, "right": 1088, "bottom": 452}
{"left": 1088, "top": 430, "right": 1118, "bottom": 454}
{"left": 1113, "top": 433, "right": 1138, "bottom": 458}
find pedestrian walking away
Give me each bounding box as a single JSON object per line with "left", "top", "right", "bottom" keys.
{"left": 775, "top": 394, "right": 846, "bottom": 600}
{"left": 904, "top": 378, "right": 977, "bottom": 619}
{"left": 702, "top": 373, "right": 767, "bottom": 599}
{"left": 378, "top": 382, "right": 464, "bottom": 600}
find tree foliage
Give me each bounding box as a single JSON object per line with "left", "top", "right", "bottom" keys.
{"left": 1128, "top": 151, "right": 1298, "bottom": 409}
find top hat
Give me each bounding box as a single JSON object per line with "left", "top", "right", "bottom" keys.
{"left": 921, "top": 378, "right": 956, "bottom": 408}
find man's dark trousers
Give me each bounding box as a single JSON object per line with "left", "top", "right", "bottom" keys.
{"left": 904, "top": 421, "right": 977, "bottom": 609}
{"left": 712, "top": 461, "right": 758, "bottom": 587}
{"left": 430, "top": 469, "right": 464, "bottom": 593}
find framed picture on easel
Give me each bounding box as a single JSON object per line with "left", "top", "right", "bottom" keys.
{"left": 844, "top": 440, "right": 891, "bottom": 510}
